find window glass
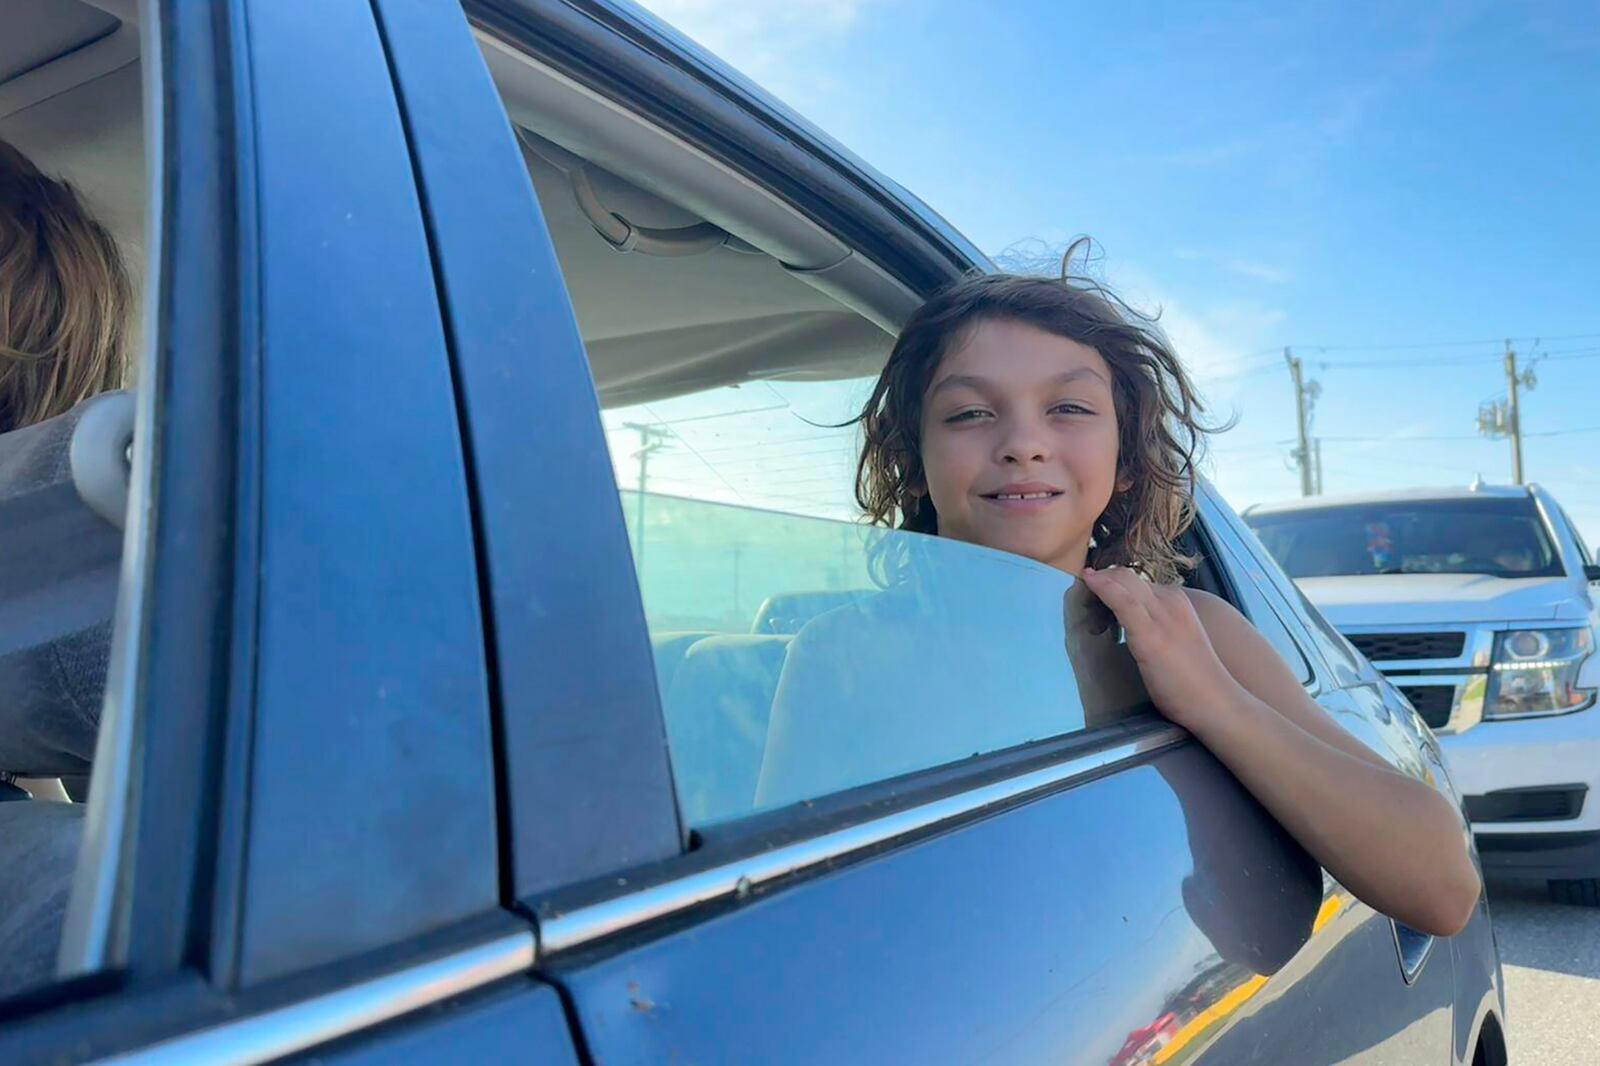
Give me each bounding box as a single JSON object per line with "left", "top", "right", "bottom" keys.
{"left": 0, "top": 4, "right": 147, "bottom": 1001}
{"left": 1245, "top": 497, "right": 1563, "bottom": 579}
{"left": 604, "top": 379, "right": 873, "bottom": 521}
{"left": 629, "top": 491, "right": 1149, "bottom": 827}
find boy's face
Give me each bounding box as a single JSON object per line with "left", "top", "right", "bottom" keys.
{"left": 918, "top": 318, "right": 1121, "bottom": 574}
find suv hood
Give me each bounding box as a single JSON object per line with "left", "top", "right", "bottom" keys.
{"left": 1296, "top": 573, "right": 1581, "bottom": 627}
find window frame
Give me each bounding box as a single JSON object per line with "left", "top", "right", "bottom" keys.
{"left": 46, "top": 0, "right": 255, "bottom": 992}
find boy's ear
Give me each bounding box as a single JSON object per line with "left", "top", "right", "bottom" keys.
{"left": 1115, "top": 472, "right": 1134, "bottom": 494}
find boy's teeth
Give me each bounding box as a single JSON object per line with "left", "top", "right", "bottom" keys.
{"left": 996, "top": 492, "right": 1055, "bottom": 500}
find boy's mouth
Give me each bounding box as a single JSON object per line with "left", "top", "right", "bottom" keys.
{"left": 979, "top": 482, "right": 1064, "bottom": 507}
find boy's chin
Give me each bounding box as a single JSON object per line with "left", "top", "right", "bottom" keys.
{"left": 978, "top": 533, "right": 1078, "bottom": 569}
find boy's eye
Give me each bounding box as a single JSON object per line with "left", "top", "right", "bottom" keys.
{"left": 1051, "top": 401, "right": 1093, "bottom": 416}
{"left": 944, "top": 408, "right": 993, "bottom": 424}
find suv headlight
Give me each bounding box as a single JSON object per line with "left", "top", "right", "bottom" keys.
{"left": 1484, "top": 627, "right": 1596, "bottom": 718}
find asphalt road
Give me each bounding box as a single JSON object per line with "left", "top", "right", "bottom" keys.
{"left": 1486, "top": 877, "right": 1600, "bottom": 1064}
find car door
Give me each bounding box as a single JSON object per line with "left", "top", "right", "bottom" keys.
{"left": 0, "top": 1, "right": 577, "bottom": 1061}
{"left": 419, "top": 5, "right": 1465, "bottom": 1063}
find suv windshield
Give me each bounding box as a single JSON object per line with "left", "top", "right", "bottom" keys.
{"left": 1244, "top": 496, "right": 1564, "bottom": 580}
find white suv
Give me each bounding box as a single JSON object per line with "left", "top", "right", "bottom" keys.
{"left": 1245, "top": 483, "right": 1600, "bottom": 906}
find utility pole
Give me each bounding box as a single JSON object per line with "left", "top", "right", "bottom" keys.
{"left": 624, "top": 422, "right": 671, "bottom": 572}
{"left": 1477, "top": 340, "right": 1538, "bottom": 484}
{"left": 1313, "top": 437, "right": 1324, "bottom": 495}
{"left": 1504, "top": 340, "right": 1524, "bottom": 485}
{"left": 1285, "top": 348, "right": 1320, "bottom": 497}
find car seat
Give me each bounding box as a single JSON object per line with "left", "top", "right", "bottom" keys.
{"left": 0, "top": 391, "right": 131, "bottom": 997}
{"left": 662, "top": 634, "right": 791, "bottom": 825}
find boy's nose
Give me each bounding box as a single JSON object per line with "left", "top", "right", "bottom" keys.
{"left": 997, "top": 422, "right": 1052, "bottom": 464}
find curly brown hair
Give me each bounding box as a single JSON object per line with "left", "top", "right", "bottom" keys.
{"left": 854, "top": 242, "right": 1214, "bottom": 585}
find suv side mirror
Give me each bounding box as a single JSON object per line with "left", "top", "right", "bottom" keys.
{"left": 1585, "top": 564, "right": 1600, "bottom": 583}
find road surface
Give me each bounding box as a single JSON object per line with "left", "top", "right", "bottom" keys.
{"left": 1488, "top": 877, "right": 1600, "bottom": 1064}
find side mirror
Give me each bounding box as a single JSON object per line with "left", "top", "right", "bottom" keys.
{"left": 1584, "top": 564, "right": 1600, "bottom": 583}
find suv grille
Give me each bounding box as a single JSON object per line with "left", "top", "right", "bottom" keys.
{"left": 1399, "top": 685, "right": 1454, "bottom": 728}
{"left": 1348, "top": 631, "right": 1465, "bottom": 662}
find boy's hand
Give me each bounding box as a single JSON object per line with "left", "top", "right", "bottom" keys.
{"left": 1079, "top": 565, "right": 1241, "bottom": 728}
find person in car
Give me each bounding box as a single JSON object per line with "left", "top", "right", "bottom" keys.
{"left": 0, "top": 137, "right": 132, "bottom": 435}
{"left": 0, "top": 138, "right": 131, "bottom": 998}
{"left": 767, "top": 241, "right": 1481, "bottom": 938}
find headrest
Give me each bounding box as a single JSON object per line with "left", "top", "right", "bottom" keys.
{"left": 751, "top": 590, "right": 873, "bottom": 635}
{"left": 0, "top": 391, "right": 132, "bottom": 777}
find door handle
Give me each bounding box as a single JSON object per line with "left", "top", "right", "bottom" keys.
{"left": 1391, "top": 921, "right": 1435, "bottom": 983}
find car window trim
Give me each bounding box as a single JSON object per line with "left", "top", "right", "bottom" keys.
{"left": 1197, "top": 487, "right": 1328, "bottom": 693}
{"left": 56, "top": 0, "right": 256, "bottom": 984}
{"left": 83, "top": 928, "right": 534, "bottom": 1066}
{"left": 537, "top": 721, "right": 1187, "bottom": 957}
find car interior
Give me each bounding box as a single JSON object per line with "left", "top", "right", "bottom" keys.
{"left": 0, "top": 0, "right": 142, "bottom": 1002}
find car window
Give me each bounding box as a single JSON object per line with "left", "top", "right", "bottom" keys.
{"left": 1245, "top": 496, "right": 1563, "bottom": 579}
{"left": 631, "top": 492, "right": 1150, "bottom": 826}
{"left": 0, "top": 5, "right": 147, "bottom": 1003}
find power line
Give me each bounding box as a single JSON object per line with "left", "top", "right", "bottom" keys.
{"left": 643, "top": 403, "right": 751, "bottom": 506}
{"left": 1307, "top": 423, "right": 1600, "bottom": 445}
{"left": 1198, "top": 362, "right": 1288, "bottom": 382}
{"left": 1284, "top": 331, "right": 1600, "bottom": 353}
{"left": 1317, "top": 433, "right": 1490, "bottom": 443}
{"left": 1540, "top": 346, "right": 1600, "bottom": 362}
{"left": 1307, "top": 345, "right": 1600, "bottom": 370}
{"left": 1210, "top": 438, "right": 1295, "bottom": 454}
{"left": 1526, "top": 424, "right": 1600, "bottom": 438}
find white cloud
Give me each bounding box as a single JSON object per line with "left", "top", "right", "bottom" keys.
{"left": 1108, "top": 272, "right": 1285, "bottom": 386}
{"left": 1175, "top": 248, "right": 1294, "bottom": 285}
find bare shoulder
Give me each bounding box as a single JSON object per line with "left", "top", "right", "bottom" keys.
{"left": 1181, "top": 587, "right": 1251, "bottom": 635}
{"left": 1181, "top": 584, "right": 1315, "bottom": 709}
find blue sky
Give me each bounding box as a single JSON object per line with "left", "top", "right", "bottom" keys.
{"left": 635, "top": 0, "right": 1600, "bottom": 540}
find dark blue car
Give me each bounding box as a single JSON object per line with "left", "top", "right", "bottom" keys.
{"left": 0, "top": 1, "right": 1504, "bottom": 1063}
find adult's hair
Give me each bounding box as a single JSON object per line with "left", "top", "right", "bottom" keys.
{"left": 0, "top": 138, "right": 131, "bottom": 434}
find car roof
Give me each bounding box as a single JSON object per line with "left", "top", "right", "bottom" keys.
{"left": 1243, "top": 483, "right": 1537, "bottom": 517}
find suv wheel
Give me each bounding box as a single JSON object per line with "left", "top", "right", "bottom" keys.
{"left": 1548, "top": 878, "right": 1600, "bottom": 906}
